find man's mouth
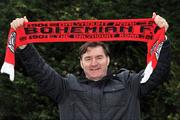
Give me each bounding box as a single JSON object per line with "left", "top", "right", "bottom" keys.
{"left": 90, "top": 68, "right": 101, "bottom": 71}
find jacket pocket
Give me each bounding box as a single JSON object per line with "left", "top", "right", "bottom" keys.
{"left": 72, "top": 103, "right": 91, "bottom": 120}
{"left": 103, "top": 84, "right": 128, "bottom": 107}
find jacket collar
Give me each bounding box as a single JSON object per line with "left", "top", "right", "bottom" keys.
{"left": 78, "top": 70, "right": 118, "bottom": 83}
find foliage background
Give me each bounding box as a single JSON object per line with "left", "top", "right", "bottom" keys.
{"left": 0, "top": 0, "right": 179, "bottom": 120}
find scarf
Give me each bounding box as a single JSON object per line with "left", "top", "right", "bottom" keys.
{"left": 1, "top": 18, "right": 165, "bottom": 81}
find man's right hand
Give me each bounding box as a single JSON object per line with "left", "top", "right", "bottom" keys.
{"left": 11, "top": 16, "right": 28, "bottom": 30}
{"left": 10, "top": 16, "right": 28, "bottom": 49}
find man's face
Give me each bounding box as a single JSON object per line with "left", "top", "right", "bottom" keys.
{"left": 80, "top": 46, "right": 110, "bottom": 81}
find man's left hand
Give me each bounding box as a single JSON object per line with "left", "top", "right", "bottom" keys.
{"left": 152, "top": 12, "right": 169, "bottom": 32}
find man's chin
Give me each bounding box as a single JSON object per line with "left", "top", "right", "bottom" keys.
{"left": 89, "top": 75, "right": 104, "bottom": 81}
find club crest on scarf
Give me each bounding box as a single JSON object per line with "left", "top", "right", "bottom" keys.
{"left": 155, "top": 42, "right": 164, "bottom": 60}
{"left": 8, "top": 32, "right": 16, "bottom": 53}
{"left": 150, "top": 41, "right": 164, "bottom": 61}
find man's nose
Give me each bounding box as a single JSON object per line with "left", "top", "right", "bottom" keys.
{"left": 91, "top": 58, "right": 98, "bottom": 66}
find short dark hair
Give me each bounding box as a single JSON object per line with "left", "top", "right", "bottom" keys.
{"left": 79, "top": 42, "right": 110, "bottom": 59}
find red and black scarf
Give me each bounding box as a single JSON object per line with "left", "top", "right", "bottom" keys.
{"left": 1, "top": 18, "right": 165, "bottom": 81}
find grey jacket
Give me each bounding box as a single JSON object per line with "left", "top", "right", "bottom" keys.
{"left": 17, "top": 41, "right": 170, "bottom": 120}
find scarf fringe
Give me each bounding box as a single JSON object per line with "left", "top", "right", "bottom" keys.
{"left": 1, "top": 62, "right": 14, "bottom": 81}
{"left": 141, "top": 61, "right": 153, "bottom": 83}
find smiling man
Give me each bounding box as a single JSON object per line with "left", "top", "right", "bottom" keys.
{"left": 79, "top": 42, "right": 110, "bottom": 81}
{"left": 12, "top": 13, "right": 170, "bottom": 120}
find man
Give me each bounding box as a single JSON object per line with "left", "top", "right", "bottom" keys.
{"left": 11, "top": 13, "right": 170, "bottom": 120}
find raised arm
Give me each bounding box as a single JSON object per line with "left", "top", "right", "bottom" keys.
{"left": 140, "top": 13, "right": 171, "bottom": 96}
{"left": 12, "top": 17, "right": 68, "bottom": 103}
{"left": 120, "top": 13, "right": 171, "bottom": 97}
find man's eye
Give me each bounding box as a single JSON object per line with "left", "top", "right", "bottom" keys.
{"left": 85, "top": 58, "right": 91, "bottom": 61}
{"left": 97, "top": 56, "right": 103, "bottom": 59}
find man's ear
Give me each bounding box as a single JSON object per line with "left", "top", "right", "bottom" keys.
{"left": 107, "top": 56, "right": 110, "bottom": 66}
{"left": 80, "top": 60, "right": 84, "bottom": 69}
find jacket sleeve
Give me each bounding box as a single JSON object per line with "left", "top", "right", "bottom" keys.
{"left": 16, "top": 44, "right": 68, "bottom": 103}
{"left": 139, "top": 40, "right": 171, "bottom": 96}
